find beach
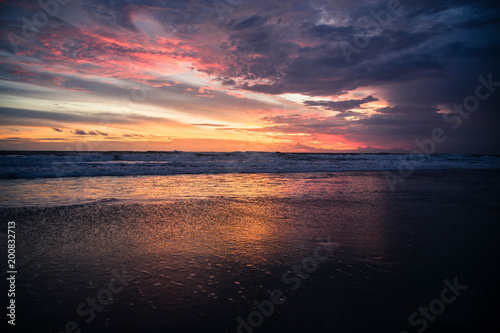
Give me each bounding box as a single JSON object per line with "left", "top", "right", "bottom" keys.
{"left": 1, "top": 169, "right": 500, "bottom": 332}
{"left": 2, "top": 0, "right": 500, "bottom": 331}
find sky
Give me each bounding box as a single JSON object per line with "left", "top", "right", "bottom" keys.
{"left": 0, "top": 0, "right": 499, "bottom": 152}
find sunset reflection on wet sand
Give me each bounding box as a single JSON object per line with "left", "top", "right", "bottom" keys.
{"left": 1, "top": 170, "right": 500, "bottom": 333}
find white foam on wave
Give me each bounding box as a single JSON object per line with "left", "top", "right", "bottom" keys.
{"left": 0, "top": 152, "right": 499, "bottom": 179}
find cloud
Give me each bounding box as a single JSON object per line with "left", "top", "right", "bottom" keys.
{"left": 71, "top": 129, "right": 109, "bottom": 136}
{"left": 375, "top": 105, "right": 439, "bottom": 114}
{"left": 0, "top": 0, "right": 499, "bottom": 153}
{"left": 0, "top": 107, "right": 181, "bottom": 128}
{"left": 192, "top": 123, "right": 229, "bottom": 127}
{"left": 95, "top": 130, "right": 108, "bottom": 136}
{"left": 71, "top": 129, "right": 88, "bottom": 135}
{"left": 52, "top": 128, "right": 64, "bottom": 132}
{"left": 335, "top": 111, "right": 361, "bottom": 118}
{"left": 288, "top": 142, "right": 409, "bottom": 153}
{"left": 229, "top": 15, "right": 268, "bottom": 31}
{"left": 304, "top": 95, "right": 378, "bottom": 112}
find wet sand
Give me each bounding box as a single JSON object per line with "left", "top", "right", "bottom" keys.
{"left": 1, "top": 170, "right": 500, "bottom": 333}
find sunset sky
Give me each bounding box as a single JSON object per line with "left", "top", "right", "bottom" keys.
{"left": 0, "top": 0, "right": 499, "bottom": 152}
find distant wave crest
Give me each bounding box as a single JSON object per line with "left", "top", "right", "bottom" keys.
{"left": 1, "top": 152, "right": 499, "bottom": 179}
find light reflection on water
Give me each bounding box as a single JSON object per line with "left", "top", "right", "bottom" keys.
{"left": 3, "top": 172, "right": 398, "bottom": 332}
{"left": 1, "top": 171, "right": 499, "bottom": 332}
{"left": 0, "top": 172, "right": 385, "bottom": 207}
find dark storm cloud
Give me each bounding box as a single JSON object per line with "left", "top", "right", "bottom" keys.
{"left": 229, "top": 15, "right": 268, "bottom": 30}
{"left": 335, "top": 111, "right": 361, "bottom": 118}
{"left": 305, "top": 23, "right": 353, "bottom": 41}
{"left": 198, "top": 0, "right": 499, "bottom": 101}
{"left": 255, "top": 95, "right": 500, "bottom": 153}
{"left": 288, "top": 142, "right": 408, "bottom": 153}
{"left": 304, "top": 95, "right": 378, "bottom": 112}
{"left": 375, "top": 105, "right": 440, "bottom": 114}
{"left": 441, "top": 41, "right": 500, "bottom": 59}
{"left": 3, "top": 0, "right": 497, "bottom": 98}
{"left": 456, "top": 16, "right": 500, "bottom": 29}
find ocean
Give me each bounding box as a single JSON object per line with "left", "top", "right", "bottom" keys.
{"left": 1, "top": 151, "right": 499, "bottom": 179}
{"left": 1, "top": 152, "right": 500, "bottom": 332}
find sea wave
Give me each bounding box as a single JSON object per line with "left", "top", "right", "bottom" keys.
{"left": 1, "top": 151, "right": 499, "bottom": 179}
